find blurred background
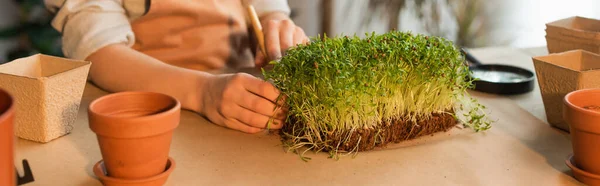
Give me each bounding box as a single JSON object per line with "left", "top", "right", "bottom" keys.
{"left": 1, "top": 0, "right": 599, "bottom": 63}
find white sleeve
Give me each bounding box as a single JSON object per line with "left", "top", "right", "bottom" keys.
{"left": 251, "top": 0, "right": 291, "bottom": 17}
{"left": 45, "top": 0, "right": 135, "bottom": 60}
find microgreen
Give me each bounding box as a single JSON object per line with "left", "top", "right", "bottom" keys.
{"left": 263, "top": 31, "right": 491, "bottom": 159}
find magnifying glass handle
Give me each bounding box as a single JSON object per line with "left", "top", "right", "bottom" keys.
{"left": 16, "top": 159, "right": 34, "bottom": 185}
{"left": 461, "top": 48, "right": 482, "bottom": 66}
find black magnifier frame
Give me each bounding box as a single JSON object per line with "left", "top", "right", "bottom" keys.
{"left": 461, "top": 48, "right": 535, "bottom": 95}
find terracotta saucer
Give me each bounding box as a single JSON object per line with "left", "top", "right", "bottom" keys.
{"left": 566, "top": 154, "right": 600, "bottom": 186}
{"left": 93, "top": 157, "right": 175, "bottom": 186}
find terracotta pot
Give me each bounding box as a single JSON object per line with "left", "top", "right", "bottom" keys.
{"left": 564, "top": 88, "right": 600, "bottom": 174}
{"left": 566, "top": 154, "right": 600, "bottom": 185}
{"left": 93, "top": 157, "right": 176, "bottom": 186}
{"left": 0, "top": 89, "right": 14, "bottom": 186}
{"left": 89, "top": 92, "right": 180, "bottom": 179}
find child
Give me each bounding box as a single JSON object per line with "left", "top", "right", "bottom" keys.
{"left": 45, "top": 0, "right": 308, "bottom": 133}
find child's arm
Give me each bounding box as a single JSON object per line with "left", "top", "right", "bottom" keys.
{"left": 86, "top": 44, "right": 208, "bottom": 114}
{"left": 251, "top": 0, "right": 310, "bottom": 67}
{"left": 87, "top": 44, "right": 286, "bottom": 133}
{"left": 46, "top": 0, "right": 286, "bottom": 134}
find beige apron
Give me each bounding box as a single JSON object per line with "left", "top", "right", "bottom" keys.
{"left": 131, "top": 0, "right": 254, "bottom": 71}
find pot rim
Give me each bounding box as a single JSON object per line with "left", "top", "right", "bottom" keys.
{"left": 93, "top": 157, "right": 176, "bottom": 184}
{"left": 89, "top": 91, "right": 180, "bottom": 120}
{"left": 564, "top": 88, "right": 600, "bottom": 117}
{"left": 88, "top": 91, "right": 181, "bottom": 138}
{"left": 0, "top": 88, "right": 14, "bottom": 123}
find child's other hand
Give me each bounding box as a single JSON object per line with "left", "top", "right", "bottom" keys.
{"left": 200, "top": 73, "right": 287, "bottom": 133}
{"left": 255, "top": 14, "right": 309, "bottom": 68}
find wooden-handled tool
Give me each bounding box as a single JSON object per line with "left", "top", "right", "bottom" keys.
{"left": 246, "top": 5, "right": 269, "bottom": 59}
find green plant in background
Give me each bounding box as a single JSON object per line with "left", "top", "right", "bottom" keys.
{"left": 263, "top": 31, "right": 491, "bottom": 160}
{"left": 355, "top": 0, "right": 489, "bottom": 47}
{"left": 448, "top": 0, "right": 486, "bottom": 47}
{"left": 0, "top": 0, "right": 62, "bottom": 63}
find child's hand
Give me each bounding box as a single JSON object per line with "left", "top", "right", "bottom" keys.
{"left": 255, "top": 15, "right": 309, "bottom": 67}
{"left": 200, "top": 73, "right": 287, "bottom": 133}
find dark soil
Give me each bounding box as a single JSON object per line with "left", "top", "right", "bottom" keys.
{"left": 583, "top": 105, "right": 600, "bottom": 111}
{"left": 281, "top": 111, "right": 458, "bottom": 152}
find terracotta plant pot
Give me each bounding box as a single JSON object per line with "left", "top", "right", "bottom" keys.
{"left": 93, "top": 157, "right": 176, "bottom": 186}
{"left": 0, "top": 89, "right": 15, "bottom": 186}
{"left": 566, "top": 154, "right": 600, "bottom": 185}
{"left": 546, "top": 16, "right": 600, "bottom": 54}
{"left": 0, "top": 54, "right": 91, "bottom": 142}
{"left": 88, "top": 92, "right": 180, "bottom": 180}
{"left": 564, "top": 88, "right": 600, "bottom": 174}
{"left": 533, "top": 50, "right": 600, "bottom": 131}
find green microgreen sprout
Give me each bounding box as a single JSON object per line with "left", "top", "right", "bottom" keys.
{"left": 263, "top": 31, "right": 492, "bottom": 160}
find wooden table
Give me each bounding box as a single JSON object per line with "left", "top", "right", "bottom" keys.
{"left": 469, "top": 47, "right": 552, "bottom": 125}
{"left": 14, "top": 47, "right": 582, "bottom": 186}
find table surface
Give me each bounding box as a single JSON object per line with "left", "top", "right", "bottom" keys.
{"left": 14, "top": 47, "right": 583, "bottom": 186}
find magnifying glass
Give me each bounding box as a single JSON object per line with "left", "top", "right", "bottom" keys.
{"left": 461, "top": 48, "right": 535, "bottom": 95}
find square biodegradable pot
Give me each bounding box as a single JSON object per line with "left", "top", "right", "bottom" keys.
{"left": 0, "top": 54, "right": 91, "bottom": 143}
{"left": 533, "top": 50, "right": 600, "bottom": 131}
{"left": 546, "top": 16, "right": 600, "bottom": 54}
